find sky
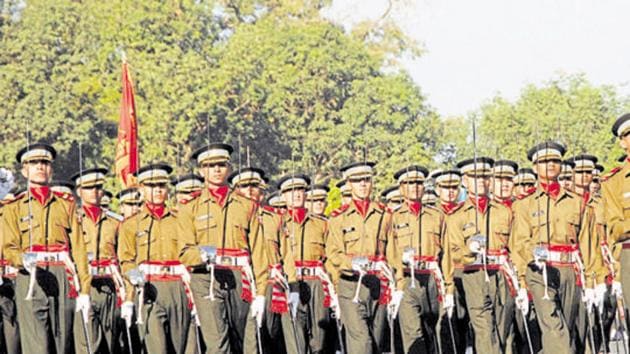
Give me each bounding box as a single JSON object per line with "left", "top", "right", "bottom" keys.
{"left": 323, "top": 0, "right": 630, "bottom": 117}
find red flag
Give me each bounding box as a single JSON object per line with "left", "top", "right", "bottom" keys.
{"left": 115, "top": 61, "right": 139, "bottom": 187}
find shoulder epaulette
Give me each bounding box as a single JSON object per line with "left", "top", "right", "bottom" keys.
{"left": 330, "top": 204, "right": 350, "bottom": 217}
{"left": 105, "top": 210, "right": 124, "bottom": 222}
{"left": 5, "top": 192, "right": 26, "bottom": 204}
{"left": 52, "top": 191, "right": 75, "bottom": 202}
{"left": 310, "top": 213, "right": 328, "bottom": 221}
{"left": 602, "top": 166, "right": 622, "bottom": 182}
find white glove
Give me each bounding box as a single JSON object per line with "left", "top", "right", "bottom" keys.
{"left": 351, "top": 263, "right": 366, "bottom": 274}
{"left": 583, "top": 288, "right": 595, "bottom": 312}
{"left": 612, "top": 281, "right": 623, "bottom": 297}
{"left": 516, "top": 288, "right": 529, "bottom": 316}
{"left": 389, "top": 290, "right": 404, "bottom": 319}
{"left": 250, "top": 295, "right": 265, "bottom": 328}
{"left": 288, "top": 292, "right": 300, "bottom": 318}
{"left": 594, "top": 283, "right": 607, "bottom": 312}
{"left": 75, "top": 294, "right": 91, "bottom": 323}
{"left": 121, "top": 301, "right": 134, "bottom": 328}
{"left": 330, "top": 294, "right": 341, "bottom": 319}
{"left": 443, "top": 294, "right": 454, "bottom": 318}
{"left": 22, "top": 253, "right": 37, "bottom": 273}
{"left": 468, "top": 240, "right": 481, "bottom": 254}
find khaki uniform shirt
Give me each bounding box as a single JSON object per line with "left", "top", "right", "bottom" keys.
{"left": 510, "top": 187, "right": 590, "bottom": 289}
{"left": 443, "top": 199, "right": 513, "bottom": 294}
{"left": 1, "top": 191, "right": 91, "bottom": 294}
{"left": 325, "top": 201, "right": 391, "bottom": 281}
{"left": 118, "top": 205, "right": 179, "bottom": 301}
{"left": 176, "top": 188, "right": 267, "bottom": 296}
{"left": 387, "top": 203, "right": 444, "bottom": 291}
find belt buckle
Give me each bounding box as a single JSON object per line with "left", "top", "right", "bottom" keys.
{"left": 221, "top": 256, "right": 233, "bottom": 266}
{"left": 161, "top": 266, "right": 170, "bottom": 275}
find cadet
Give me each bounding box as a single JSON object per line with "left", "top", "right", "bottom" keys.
{"left": 118, "top": 163, "right": 191, "bottom": 354}
{"left": 432, "top": 169, "right": 469, "bottom": 354}
{"left": 101, "top": 190, "right": 113, "bottom": 210}
{"left": 513, "top": 168, "right": 537, "bottom": 200}
{"left": 387, "top": 165, "right": 443, "bottom": 353}
{"left": 325, "top": 161, "right": 392, "bottom": 354}
{"left": 442, "top": 157, "right": 513, "bottom": 353}
{"left": 228, "top": 167, "right": 267, "bottom": 203}
{"left": 306, "top": 184, "right": 329, "bottom": 216}
{"left": 0, "top": 189, "right": 20, "bottom": 354}
{"left": 176, "top": 144, "right": 267, "bottom": 354}
{"left": 590, "top": 164, "right": 604, "bottom": 196}
{"left": 171, "top": 173, "right": 204, "bottom": 206}
{"left": 421, "top": 190, "right": 438, "bottom": 208}
{"left": 559, "top": 160, "right": 575, "bottom": 192}
{"left": 568, "top": 154, "right": 609, "bottom": 353}
{"left": 335, "top": 180, "right": 352, "bottom": 206}
{"left": 276, "top": 174, "right": 331, "bottom": 354}
{"left": 267, "top": 191, "right": 287, "bottom": 214}
{"left": 602, "top": 114, "right": 630, "bottom": 331}
{"left": 115, "top": 188, "right": 142, "bottom": 220}
{"left": 2, "top": 143, "right": 91, "bottom": 354}
{"left": 491, "top": 160, "right": 519, "bottom": 353}
{"left": 71, "top": 167, "right": 125, "bottom": 354}
{"left": 510, "top": 141, "right": 591, "bottom": 354}
{"left": 381, "top": 185, "right": 404, "bottom": 211}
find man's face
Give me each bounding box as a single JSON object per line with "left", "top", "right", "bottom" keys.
{"left": 399, "top": 180, "right": 424, "bottom": 201}
{"left": 308, "top": 199, "right": 327, "bottom": 215}
{"left": 78, "top": 185, "right": 103, "bottom": 206}
{"left": 492, "top": 177, "right": 514, "bottom": 200}
{"left": 463, "top": 174, "right": 490, "bottom": 197}
{"left": 120, "top": 203, "right": 140, "bottom": 218}
{"left": 573, "top": 171, "right": 593, "bottom": 189}
{"left": 589, "top": 181, "right": 601, "bottom": 194}
{"left": 199, "top": 161, "right": 230, "bottom": 186}
{"left": 237, "top": 183, "right": 262, "bottom": 201}
{"left": 559, "top": 178, "right": 574, "bottom": 191}
{"left": 438, "top": 185, "right": 459, "bottom": 203}
{"left": 142, "top": 183, "right": 168, "bottom": 204}
{"left": 348, "top": 176, "right": 372, "bottom": 200}
{"left": 21, "top": 160, "right": 52, "bottom": 186}
{"left": 283, "top": 188, "right": 306, "bottom": 209}
{"left": 515, "top": 184, "right": 534, "bottom": 196}
{"left": 534, "top": 159, "right": 561, "bottom": 180}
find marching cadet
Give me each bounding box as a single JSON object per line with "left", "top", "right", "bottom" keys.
{"left": 101, "top": 190, "right": 113, "bottom": 210}
{"left": 432, "top": 169, "right": 469, "bottom": 354}
{"left": 442, "top": 157, "right": 514, "bottom": 353}
{"left": 421, "top": 190, "right": 438, "bottom": 208}
{"left": 387, "top": 165, "right": 444, "bottom": 353}
{"left": 589, "top": 164, "right": 604, "bottom": 196}
{"left": 0, "top": 189, "right": 20, "bottom": 354}
{"left": 2, "top": 143, "right": 91, "bottom": 354}
{"left": 602, "top": 113, "right": 630, "bottom": 333}
{"left": 118, "top": 163, "right": 191, "bottom": 354}
{"left": 275, "top": 174, "right": 331, "bottom": 354}
{"left": 116, "top": 188, "right": 142, "bottom": 220}
{"left": 335, "top": 180, "right": 352, "bottom": 206}
{"left": 50, "top": 180, "right": 76, "bottom": 199}
{"left": 381, "top": 185, "right": 404, "bottom": 210}
{"left": 326, "top": 161, "right": 392, "bottom": 354}
{"left": 559, "top": 160, "right": 575, "bottom": 192}
{"left": 510, "top": 141, "right": 592, "bottom": 354}
{"left": 229, "top": 167, "right": 267, "bottom": 203}
{"left": 71, "top": 167, "right": 125, "bottom": 354}
{"left": 513, "top": 168, "right": 537, "bottom": 199}
{"left": 268, "top": 191, "right": 287, "bottom": 214}
{"left": 171, "top": 173, "right": 204, "bottom": 206}
{"left": 568, "top": 154, "right": 610, "bottom": 353}
{"left": 491, "top": 160, "right": 519, "bottom": 353}
{"left": 176, "top": 143, "right": 268, "bottom": 354}
{"left": 306, "top": 184, "right": 329, "bottom": 216}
